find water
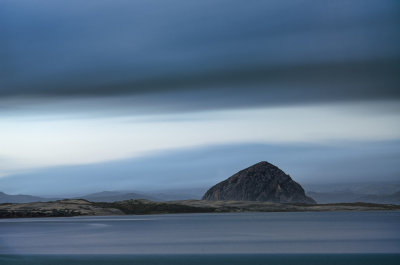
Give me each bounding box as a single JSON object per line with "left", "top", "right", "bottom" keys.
{"left": 1, "top": 212, "right": 400, "bottom": 264}
{"left": 1, "top": 254, "right": 400, "bottom": 265}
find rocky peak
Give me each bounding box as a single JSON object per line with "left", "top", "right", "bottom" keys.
{"left": 202, "top": 161, "right": 316, "bottom": 204}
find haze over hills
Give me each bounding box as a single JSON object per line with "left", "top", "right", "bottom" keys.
{"left": 307, "top": 191, "right": 400, "bottom": 205}
{"left": 1, "top": 163, "right": 399, "bottom": 205}
{"left": 0, "top": 192, "right": 58, "bottom": 204}
{"left": 2, "top": 187, "right": 400, "bottom": 205}
{"left": 0, "top": 189, "right": 208, "bottom": 204}
{"left": 0, "top": 191, "right": 162, "bottom": 204}
{"left": 2, "top": 184, "right": 400, "bottom": 205}
{"left": 304, "top": 182, "right": 400, "bottom": 204}
{"left": 303, "top": 182, "right": 400, "bottom": 195}
{"left": 74, "top": 191, "right": 160, "bottom": 203}
{"left": 0, "top": 189, "right": 206, "bottom": 204}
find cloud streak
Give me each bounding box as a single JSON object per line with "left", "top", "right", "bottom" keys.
{"left": 0, "top": 101, "right": 399, "bottom": 177}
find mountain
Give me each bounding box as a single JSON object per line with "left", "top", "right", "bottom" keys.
{"left": 76, "top": 191, "right": 160, "bottom": 202}
{"left": 202, "top": 161, "right": 316, "bottom": 204}
{"left": 0, "top": 191, "right": 58, "bottom": 203}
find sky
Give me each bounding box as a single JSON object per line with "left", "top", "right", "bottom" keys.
{"left": 0, "top": 0, "right": 399, "bottom": 195}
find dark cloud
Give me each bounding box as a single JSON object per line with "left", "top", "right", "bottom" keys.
{"left": 1, "top": 0, "right": 399, "bottom": 111}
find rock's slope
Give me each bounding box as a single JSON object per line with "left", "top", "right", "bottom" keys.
{"left": 202, "top": 161, "right": 316, "bottom": 204}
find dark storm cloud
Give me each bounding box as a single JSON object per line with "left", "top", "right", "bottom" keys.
{"left": 1, "top": 0, "right": 399, "bottom": 111}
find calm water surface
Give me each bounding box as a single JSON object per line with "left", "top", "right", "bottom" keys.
{"left": 1, "top": 211, "right": 399, "bottom": 264}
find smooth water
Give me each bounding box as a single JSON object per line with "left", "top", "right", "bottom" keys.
{"left": 1, "top": 254, "right": 400, "bottom": 265}
{"left": 1, "top": 211, "right": 400, "bottom": 254}
{"left": 1, "top": 212, "right": 400, "bottom": 264}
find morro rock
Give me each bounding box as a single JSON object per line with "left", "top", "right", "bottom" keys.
{"left": 202, "top": 161, "right": 316, "bottom": 204}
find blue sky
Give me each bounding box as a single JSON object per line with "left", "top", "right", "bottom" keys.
{"left": 0, "top": 1, "right": 399, "bottom": 195}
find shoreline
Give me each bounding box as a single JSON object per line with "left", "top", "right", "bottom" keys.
{"left": 1, "top": 199, "right": 400, "bottom": 218}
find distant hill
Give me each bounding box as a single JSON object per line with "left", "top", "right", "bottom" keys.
{"left": 0, "top": 190, "right": 159, "bottom": 204}
{"left": 307, "top": 191, "right": 400, "bottom": 205}
{"left": 76, "top": 191, "right": 160, "bottom": 202}
{"left": 0, "top": 189, "right": 209, "bottom": 204}
{"left": 0, "top": 192, "right": 58, "bottom": 204}
{"left": 203, "top": 161, "right": 316, "bottom": 204}
{"left": 306, "top": 191, "right": 361, "bottom": 204}
{"left": 358, "top": 191, "right": 400, "bottom": 205}
{"left": 146, "top": 187, "right": 207, "bottom": 201}
{"left": 303, "top": 182, "right": 400, "bottom": 195}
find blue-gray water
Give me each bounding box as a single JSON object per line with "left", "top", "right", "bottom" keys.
{"left": 1, "top": 212, "right": 400, "bottom": 264}
{"left": 1, "top": 254, "right": 400, "bottom": 265}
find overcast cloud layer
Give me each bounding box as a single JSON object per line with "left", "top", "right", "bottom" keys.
{"left": 1, "top": 0, "right": 399, "bottom": 112}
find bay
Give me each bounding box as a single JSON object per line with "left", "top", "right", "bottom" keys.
{"left": 1, "top": 211, "right": 399, "bottom": 264}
